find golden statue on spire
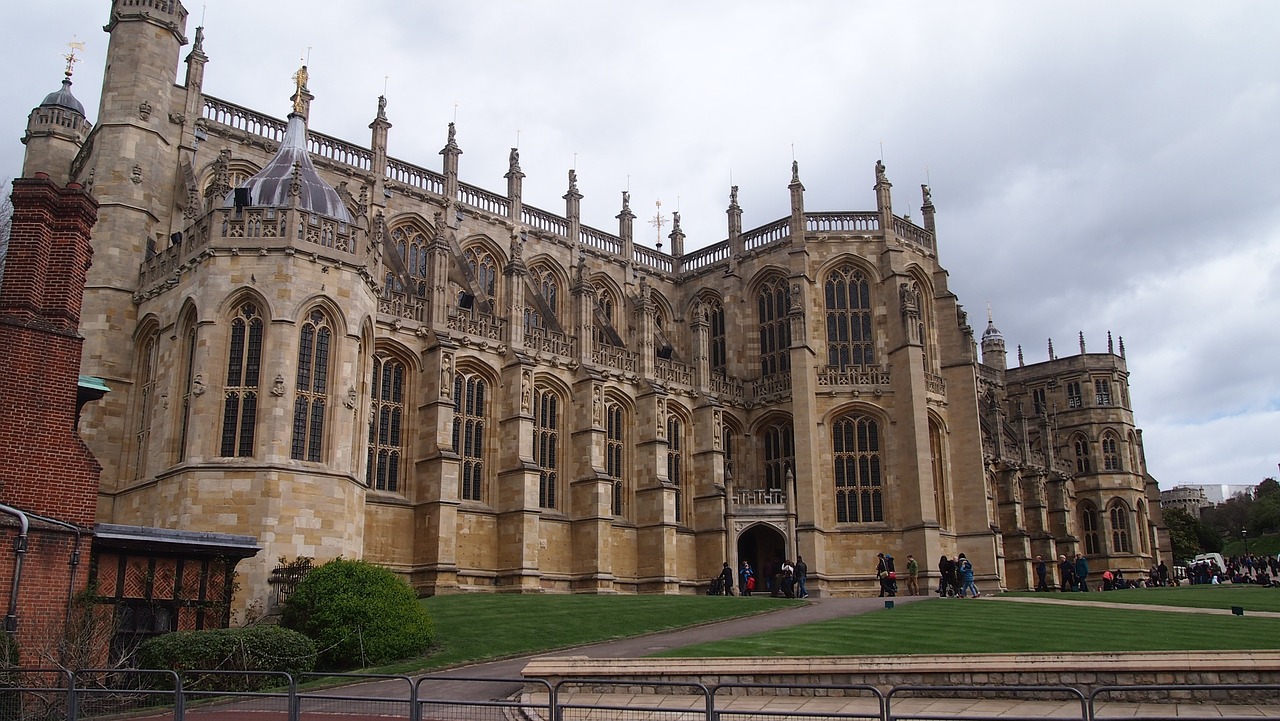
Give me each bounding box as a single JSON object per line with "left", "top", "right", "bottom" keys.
{"left": 63, "top": 38, "right": 85, "bottom": 77}
{"left": 292, "top": 64, "right": 309, "bottom": 114}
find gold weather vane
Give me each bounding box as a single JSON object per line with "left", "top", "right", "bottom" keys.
{"left": 649, "top": 199, "right": 666, "bottom": 245}
{"left": 63, "top": 37, "right": 85, "bottom": 77}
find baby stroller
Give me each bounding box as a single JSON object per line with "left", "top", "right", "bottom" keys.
{"left": 707, "top": 576, "right": 725, "bottom": 595}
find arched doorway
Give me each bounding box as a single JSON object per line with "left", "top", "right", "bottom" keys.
{"left": 737, "top": 523, "right": 787, "bottom": 591}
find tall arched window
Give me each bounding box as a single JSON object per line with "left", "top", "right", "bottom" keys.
{"left": 535, "top": 386, "right": 560, "bottom": 509}
{"left": 825, "top": 265, "right": 875, "bottom": 369}
{"left": 722, "top": 425, "right": 736, "bottom": 483}
{"left": 177, "top": 311, "right": 198, "bottom": 460}
{"left": 1080, "top": 502, "right": 1100, "bottom": 555}
{"left": 668, "top": 414, "right": 688, "bottom": 524}
{"left": 757, "top": 277, "right": 790, "bottom": 380}
{"left": 762, "top": 421, "right": 794, "bottom": 496}
{"left": 1137, "top": 499, "right": 1150, "bottom": 553}
{"left": 1101, "top": 432, "right": 1121, "bottom": 471}
{"left": 461, "top": 246, "right": 498, "bottom": 312}
{"left": 1109, "top": 500, "right": 1132, "bottom": 553}
{"left": 929, "top": 418, "right": 951, "bottom": 529}
{"left": 367, "top": 354, "right": 406, "bottom": 492}
{"left": 291, "top": 309, "right": 332, "bottom": 462}
{"left": 606, "top": 403, "right": 627, "bottom": 516}
{"left": 452, "top": 372, "right": 487, "bottom": 502}
{"left": 1073, "top": 435, "right": 1092, "bottom": 474}
{"left": 390, "top": 225, "right": 430, "bottom": 297}
{"left": 526, "top": 266, "right": 560, "bottom": 332}
{"left": 134, "top": 330, "right": 160, "bottom": 478}
{"left": 708, "top": 299, "right": 727, "bottom": 374}
{"left": 221, "top": 301, "right": 263, "bottom": 457}
{"left": 833, "top": 415, "right": 884, "bottom": 523}
{"left": 594, "top": 284, "right": 618, "bottom": 347}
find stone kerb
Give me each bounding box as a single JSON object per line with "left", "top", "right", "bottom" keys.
{"left": 522, "top": 652, "right": 1280, "bottom": 701}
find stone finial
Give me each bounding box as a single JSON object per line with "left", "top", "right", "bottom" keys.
{"left": 1107, "top": 331, "right": 1114, "bottom": 354}
{"left": 1018, "top": 344, "right": 1024, "bottom": 367}
{"left": 1079, "top": 331, "right": 1086, "bottom": 355}
{"left": 1047, "top": 338, "right": 1055, "bottom": 360}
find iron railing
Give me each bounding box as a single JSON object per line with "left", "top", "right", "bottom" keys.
{"left": 1, "top": 671, "right": 1276, "bottom": 721}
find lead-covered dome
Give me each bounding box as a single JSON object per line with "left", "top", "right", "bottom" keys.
{"left": 41, "top": 77, "right": 86, "bottom": 115}
{"left": 226, "top": 112, "right": 352, "bottom": 223}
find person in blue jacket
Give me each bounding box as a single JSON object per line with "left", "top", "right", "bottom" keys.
{"left": 958, "top": 553, "right": 979, "bottom": 598}
{"left": 1074, "top": 552, "right": 1090, "bottom": 592}
{"left": 739, "top": 560, "right": 755, "bottom": 596}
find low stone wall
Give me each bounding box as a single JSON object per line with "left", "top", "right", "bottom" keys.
{"left": 522, "top": 652, "right": 1280, "bottom": 702}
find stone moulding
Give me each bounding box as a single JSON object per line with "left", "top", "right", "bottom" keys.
{"left": 522, "top": 651, "right": 1280, "bottom": 699}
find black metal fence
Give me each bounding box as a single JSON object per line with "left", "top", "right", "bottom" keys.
{"left": 1, "top": 670, "right": 1277, "bottom": 721}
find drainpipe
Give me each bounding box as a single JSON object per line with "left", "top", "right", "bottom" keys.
{"left": 0, "top": 503, "right": 30, "bottom": 635}
{"left": 24, "top": 511, "right": 84, "bottom": 658}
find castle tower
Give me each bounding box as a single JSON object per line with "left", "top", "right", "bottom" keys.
{"left": 981, "top": 307, "right": 1007, "bottom": 371}
{"left": 73, "top": 0, "right": 191, "bottom": 487}
{"left": 20, "top": 54, "right": 92, "bottom": 184}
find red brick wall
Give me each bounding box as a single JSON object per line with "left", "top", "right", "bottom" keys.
{"left": 0, "top": 523, "right": 90, "bottom": 666}
{"left": 0, "top": 174, "right": 99, "bottom": 526}
{"left": 0, "top": 173, "right": 100, "bottom": 665}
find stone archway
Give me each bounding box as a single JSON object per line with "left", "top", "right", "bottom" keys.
{"left": 737, "top": 523, "right": 787, "bottom": 593}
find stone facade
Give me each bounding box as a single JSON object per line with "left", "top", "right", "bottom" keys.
{"left": 14, "top": 0, "right": 1167, "bottom": 616}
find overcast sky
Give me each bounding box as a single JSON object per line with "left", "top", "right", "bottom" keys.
{"left": 3, "top": 1, "right": 1277, "bottom": 492}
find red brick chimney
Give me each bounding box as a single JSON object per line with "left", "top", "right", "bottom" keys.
{"left": 0, "top": 173, "right": 100, "bottom": 526}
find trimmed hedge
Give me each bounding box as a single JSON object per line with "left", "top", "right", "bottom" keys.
{"left": 281, "top": 558, "right": 434, "bottom": 670}
{"left": 138, "top": 625, "right": 315, "bottom": 690}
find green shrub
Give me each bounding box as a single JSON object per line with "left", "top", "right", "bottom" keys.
{"left": 281, "top": 558, "right": 433, "bottom": 670}
{"left": 137, "top": 625, "right": 315, "bottom": 690}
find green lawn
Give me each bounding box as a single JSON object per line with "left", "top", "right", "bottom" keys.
{"left": 369, "top": 593, "right": 800, "bottom": 673}
{"left": 655, "top": 597, "right": 1280, "bottom": 657}
{"left": 1003, "top": 584, "right": 1280, "bottom": 613}
{"left": 1223, "top": 533, "right": 1280, "bottom": 559}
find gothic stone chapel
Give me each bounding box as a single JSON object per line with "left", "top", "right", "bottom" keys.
{"left": 17, "top": 0, "right": 1169, "bottom": 617}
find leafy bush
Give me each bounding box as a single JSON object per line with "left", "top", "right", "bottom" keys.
{"left": 137, "top": 625, "right": 315, "bottom": 690}
{"left": 281, "top": 558, "right": 433, "bottom": 670}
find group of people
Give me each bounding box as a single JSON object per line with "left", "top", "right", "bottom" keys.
{"left": 715, "top": 557, "right": 810, "bottom": 598}
{"left": 1218, "top": 553, "right": 1279, "bottom": 586}
{"left": 1037, "top": 554, "right": 1177, "bottom": 592}
{"left": 1034, "top": 553, "right": 1091, "bottom": 592}
{"left": 935, "top": 553, "right": 980, "bottom": 598}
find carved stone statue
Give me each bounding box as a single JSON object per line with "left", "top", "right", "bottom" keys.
{"left": 921, "top": 183, "right": 932, "bottom": 205}
{"left": 876, "top": 159, "right": 888, "bottom": 184}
